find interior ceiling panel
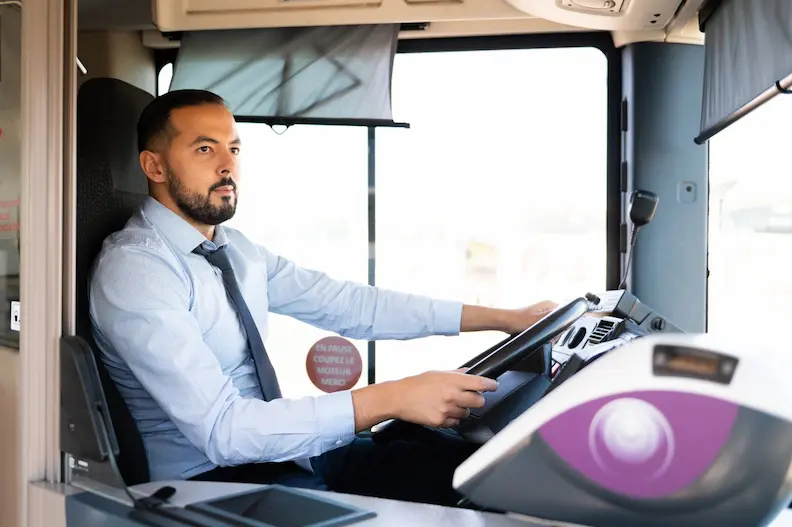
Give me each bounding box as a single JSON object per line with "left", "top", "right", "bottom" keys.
{"left": 80, "top": 0, "right": 703, "bottom": 47}
{"left": 503, "top": 0, "right": 687, "bottom": 31}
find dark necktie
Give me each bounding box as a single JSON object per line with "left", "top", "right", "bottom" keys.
{"left": 193, "top": 242, "right": 282, "bottom": 401}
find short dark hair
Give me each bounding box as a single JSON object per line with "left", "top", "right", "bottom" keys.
{"left": 137, "top": 89, "right": 226, "bottom": 154}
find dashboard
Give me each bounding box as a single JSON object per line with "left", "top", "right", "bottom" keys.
{"left": 373, "top": 289, "right": 682, "bottom": 444}
{"left": 548, "top": 289, "right": 682, "bottom": 386}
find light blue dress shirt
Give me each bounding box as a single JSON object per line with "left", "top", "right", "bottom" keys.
{"left": 89, "top": 197, "right": 463, "bottom": 481}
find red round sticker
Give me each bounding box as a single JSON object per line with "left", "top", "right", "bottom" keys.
{"left": 306, "top": 336, "right": 362, "bottom": 393}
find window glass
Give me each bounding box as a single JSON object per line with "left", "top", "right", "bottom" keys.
{"left": 0, "top": 7, "right": 23, "bottom": 349}
{"left": 226, "top": 124, "right": 369, "bottom": 397}
{"left": 157, "top": 47, "right": 610, "bottom": 390}
{"left": 375, "top": 47, "right": 609, "bottom": 381}
{"left": 158, "top": 62, "right": 173, "bottom": 96}
{"left": 158, "top": 64, "right": 369, "bottom": 398}
{"left": 707, "top": 96, "right": 792, "bottom": 345}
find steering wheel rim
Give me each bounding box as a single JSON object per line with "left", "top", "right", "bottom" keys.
{"left": 464, "top": 297, "right": 590, "bottom": 379}
{"left": 371, "top": 297, "right": 590, "bottom": 440}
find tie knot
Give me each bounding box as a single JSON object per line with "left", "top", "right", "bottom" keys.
{"left": 193, "top": 243, "right": 232, "bottom": 272}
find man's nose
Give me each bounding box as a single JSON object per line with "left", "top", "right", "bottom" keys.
{"left": 218, "top": 149, "right": 237, "bottom": 175}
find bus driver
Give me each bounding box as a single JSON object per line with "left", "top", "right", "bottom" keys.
{"left": 89, "top": 89, "right": 558, "bottom": 507}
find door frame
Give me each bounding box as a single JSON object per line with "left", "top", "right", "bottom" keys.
{"left": 19, "top": 0, "right": 76, "bottom": 524}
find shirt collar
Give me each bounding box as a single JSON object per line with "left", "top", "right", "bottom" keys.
{"left": 142, "top": 196, "right": 230, "bottom": 254}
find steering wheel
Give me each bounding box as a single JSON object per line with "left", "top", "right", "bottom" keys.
{"left": 464, "top": 296, "right": 589, "bottom": 378}
{"left": 371, "top": 296, "right": 590, "bottom": 442}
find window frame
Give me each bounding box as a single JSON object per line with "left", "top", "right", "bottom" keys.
{"left": 153, "top": 31, "right": 622, "bottom": 384}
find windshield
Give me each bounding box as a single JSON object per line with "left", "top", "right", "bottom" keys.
{"left": 158, "top": 45, "right": 609, "bottom": 395}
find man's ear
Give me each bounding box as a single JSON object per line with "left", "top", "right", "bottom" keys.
{"left": 139, "top": 150, "right": 167, "bottom": 184}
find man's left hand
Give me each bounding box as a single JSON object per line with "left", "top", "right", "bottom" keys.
{"left": 461, "top": 300, "right": 559, "bottom": 335}
{"left": 503, "top": 300, "right": 559, "bottom": 335}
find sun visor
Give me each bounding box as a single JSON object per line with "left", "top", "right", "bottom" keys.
{"left": 696, "top": 0, "right": 792, "bottom": 144}
{"left": 169, "top": 24, "right": 406, "bottom": 128}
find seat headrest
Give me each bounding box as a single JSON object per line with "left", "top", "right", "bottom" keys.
{"left": 77, "top": 78, "right": 151, "bottom": 196}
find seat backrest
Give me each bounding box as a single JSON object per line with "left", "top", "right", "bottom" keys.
{"left": 76, "top": 77, "right": 153, "bottom": 485}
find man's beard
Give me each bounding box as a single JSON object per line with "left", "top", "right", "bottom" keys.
{"left": 166, "top": 167, "right": 237, "bottom": 226}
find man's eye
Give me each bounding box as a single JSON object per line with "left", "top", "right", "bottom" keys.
{"left": 197, "top": 146, "right": 210, "bottom": 153}
{"left": 231, "top": 147, "right": 240, "bottom": 155}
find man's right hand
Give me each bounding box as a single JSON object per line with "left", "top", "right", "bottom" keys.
{"left": 351, "top": 371, "right": 499, "bottom": 432}
{"left": 393, "top": 371, "right": 498, "bottom": 428}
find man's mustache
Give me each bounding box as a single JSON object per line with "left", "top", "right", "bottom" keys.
{"left": 209, "top": 178, "right": 237, "bottom": 193}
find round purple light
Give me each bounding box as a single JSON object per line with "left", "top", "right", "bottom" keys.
{"left": 589, "top": 398, "right": 675, "bottom": 478}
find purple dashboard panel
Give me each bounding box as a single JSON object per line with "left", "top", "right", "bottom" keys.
{"left": 537, "top": 391, "right": 738, "bottom": 499}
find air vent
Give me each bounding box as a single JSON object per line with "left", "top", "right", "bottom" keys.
{"left": 587, "top": 319, "right": 615, "bottom": 345}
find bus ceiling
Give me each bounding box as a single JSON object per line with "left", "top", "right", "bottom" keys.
{"left": 74, "top": 0, "right": 792, "bottom": 145}
{"left": 78, "top": 0, "right": 706, "bottom": 45}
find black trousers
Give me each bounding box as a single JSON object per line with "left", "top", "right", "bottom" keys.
{"left": 190, "top": 429, "right": 479, "bottom": 507}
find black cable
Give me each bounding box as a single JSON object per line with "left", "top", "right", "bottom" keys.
{"left": 618, "top": 226, "right": 641, "bottom": 290}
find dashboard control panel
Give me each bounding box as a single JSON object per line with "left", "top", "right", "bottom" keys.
{"left": 551, "top": 289, "right": 683, "bottom": 369}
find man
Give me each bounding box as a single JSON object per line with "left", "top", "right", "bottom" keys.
{"left": 89, "top": 89, "right": 557, "bottom": 507}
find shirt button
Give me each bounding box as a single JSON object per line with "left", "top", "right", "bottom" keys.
{"left": 335, "top": 440, "right": 342, "bottom": 445}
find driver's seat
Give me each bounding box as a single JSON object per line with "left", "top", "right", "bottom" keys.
{"left": 75, "top": 77, "right": 154, "bottom": 485}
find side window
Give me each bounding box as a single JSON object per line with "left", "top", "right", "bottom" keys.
{"left": 158, "top": 62, "right": 173, "bottom": 96}
{"left": 374, "top": 47, "right": 609, "bottom": 381}
{"left": 0, "top": 7, "right": 23, "bottom": 348}
{"left": 707, "top": 96, "right": 792, "bottom": 341}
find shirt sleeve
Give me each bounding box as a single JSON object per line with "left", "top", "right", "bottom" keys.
{"left": 89, "top": 246, "right": 355, "bottom": 468}
{"left": 259, "top": 245, "right": 463, "bottom": 340}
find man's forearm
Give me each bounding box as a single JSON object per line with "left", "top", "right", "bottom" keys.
{"left": 460, "top": 304, "right": 516, "bottom": 333}
{"left": 351, "top": 382, "right": 400, "bottom": 432}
